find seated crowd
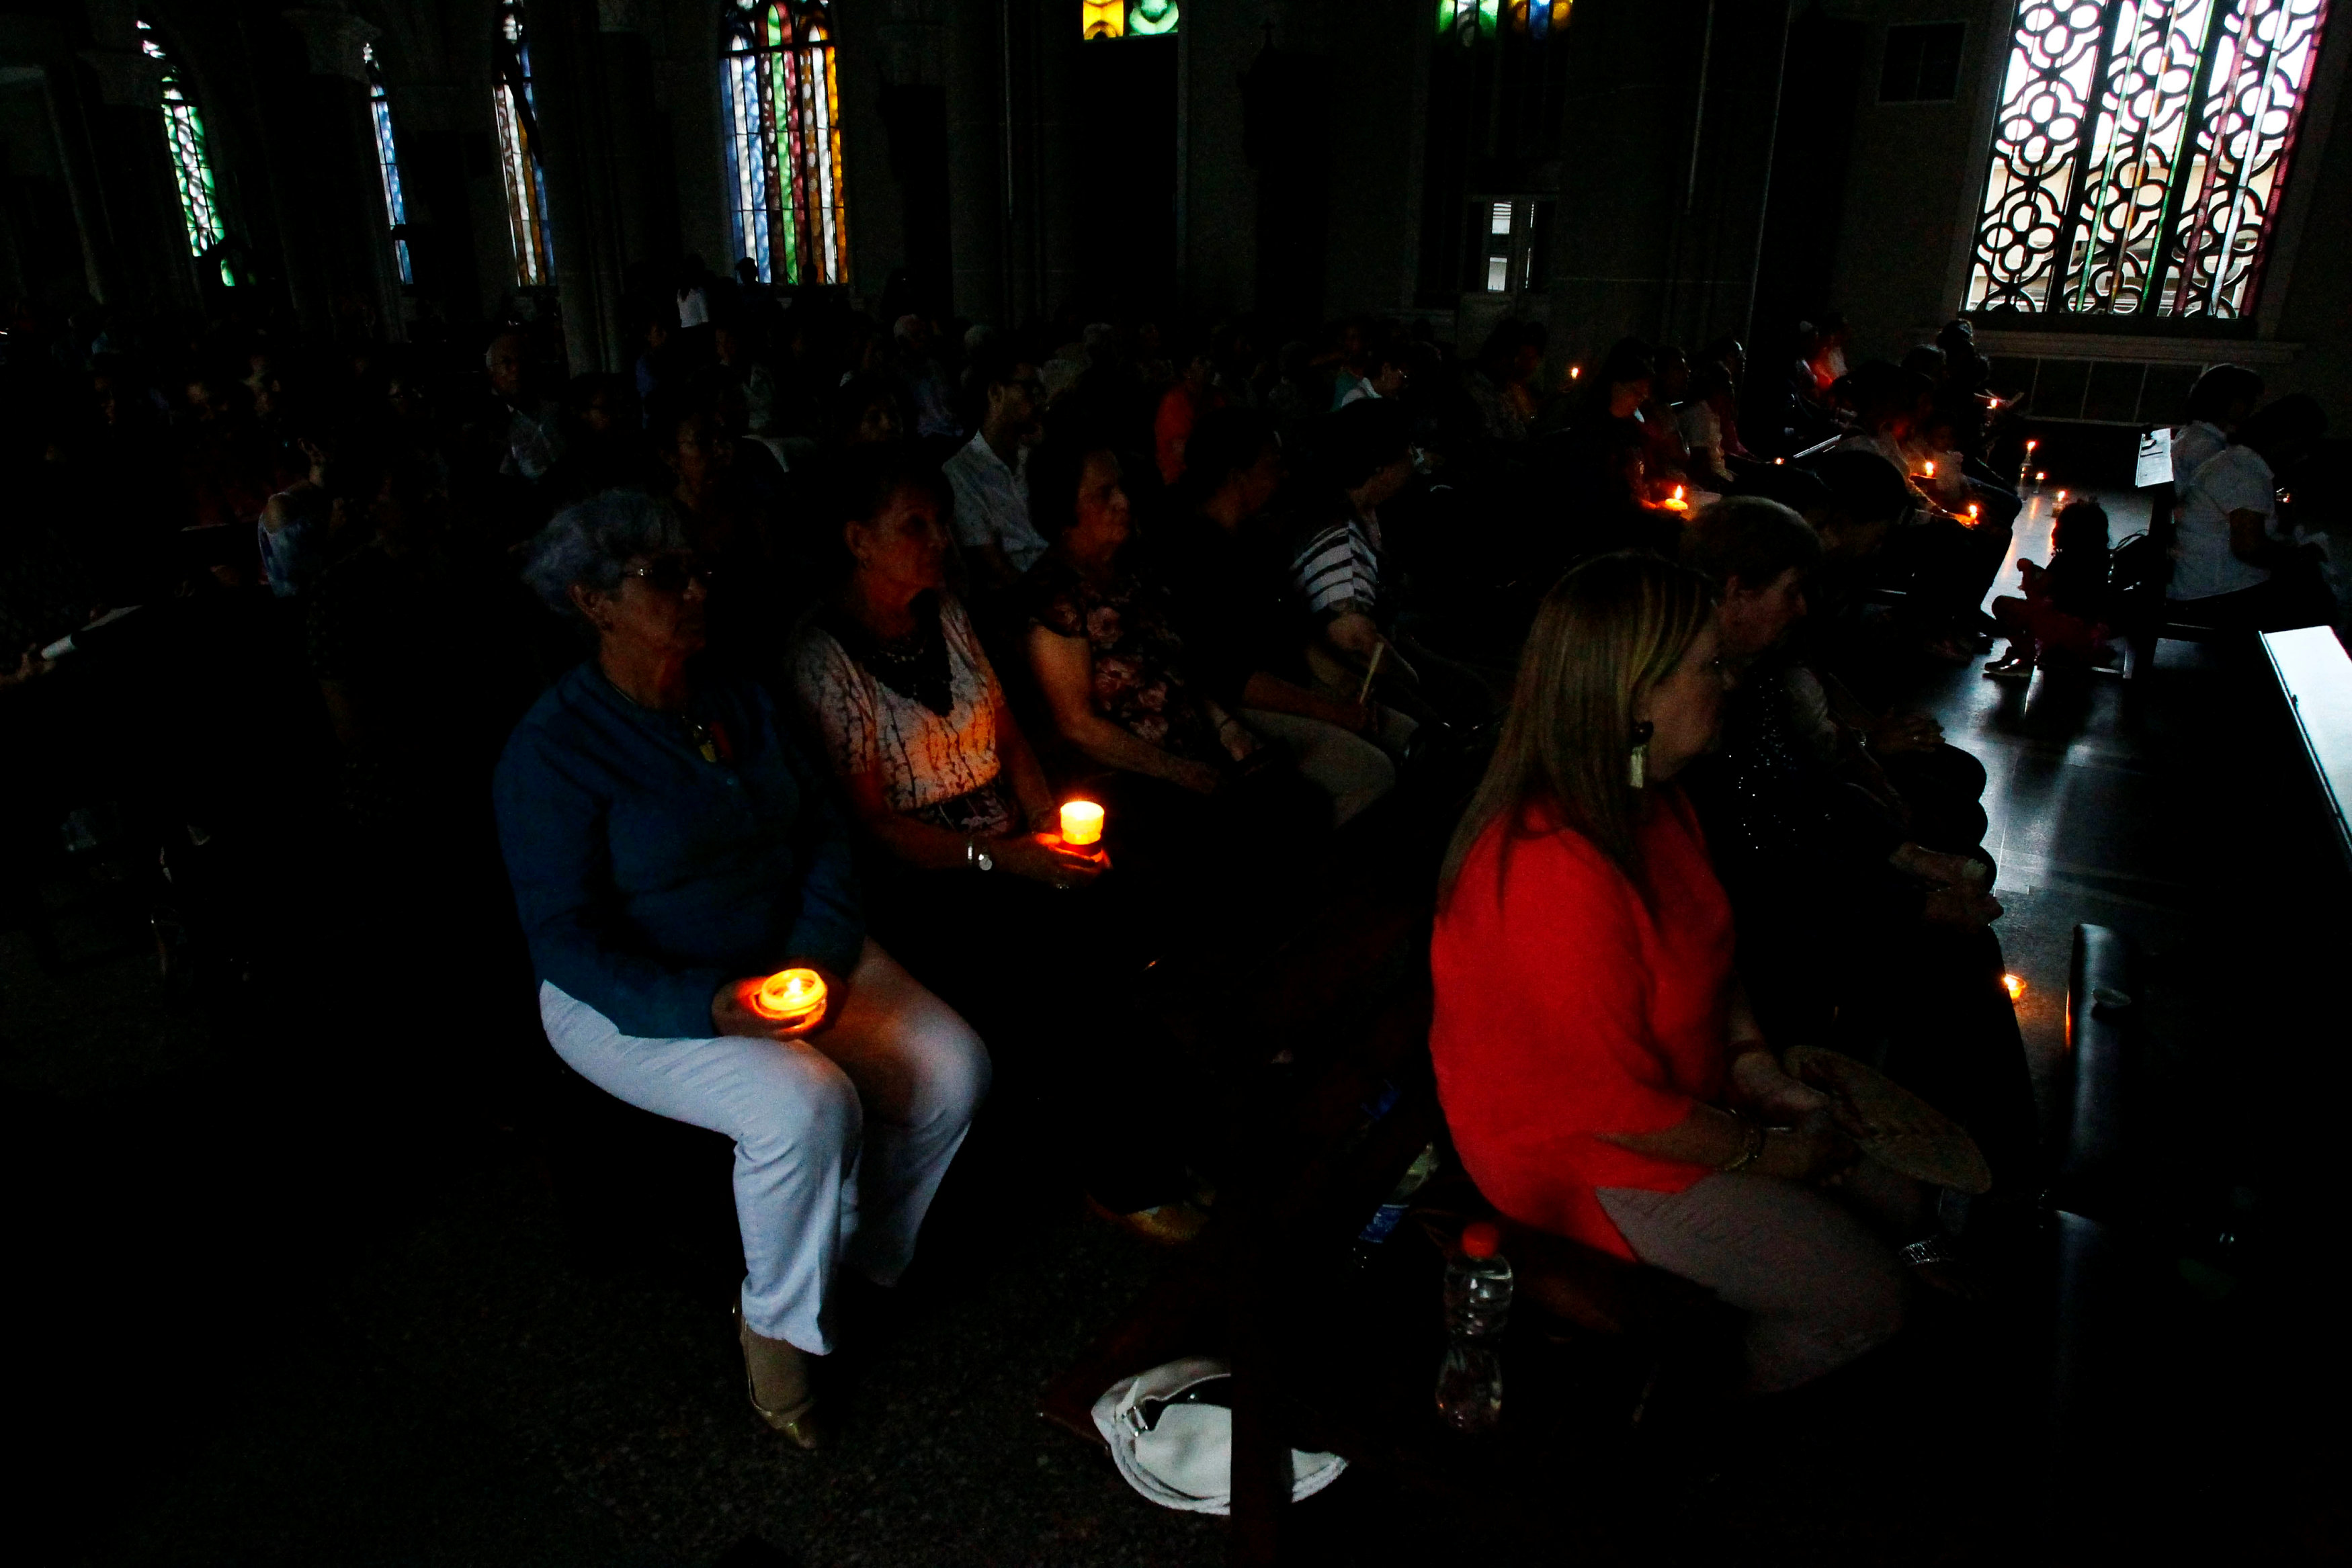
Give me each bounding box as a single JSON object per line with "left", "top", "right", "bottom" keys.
{"left": 1, "top": 280, "right": 2333, "bottom": 1440}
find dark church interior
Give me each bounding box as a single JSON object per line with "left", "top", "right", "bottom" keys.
{"left": 7, "top": 1, "right": 2352, "bottom": 1563}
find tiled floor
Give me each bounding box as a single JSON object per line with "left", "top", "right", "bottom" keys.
{"left": 1904, "top": 479, "right": 2352, "bottom": 1561}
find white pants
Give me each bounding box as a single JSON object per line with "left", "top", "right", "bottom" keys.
{"left": 1238, "top": 706, "right": 1398, "bottom": 827}
{"left": 540, "top": 938, "right": 989, "bottom": 1355}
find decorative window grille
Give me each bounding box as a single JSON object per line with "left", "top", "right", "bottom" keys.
{"left": 138, "top": 18, "right": 232, "bottom": 285}
{"left": 720, "top": 1, "right": 849, "bottom": 287}
{"left": 493, "top": 0, "right": 557, "bottom": 288}
{"left": 1965, "top": 0, "right": 2332, "bottom": 319}
{"left": 364, "top": 44, "right": 413, "bottom": 286}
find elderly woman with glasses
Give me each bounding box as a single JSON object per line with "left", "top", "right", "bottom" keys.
{"left": 494, "top": 490, "right": 989, "bottom": 1449}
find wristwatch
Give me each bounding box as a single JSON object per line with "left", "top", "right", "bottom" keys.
{"left": 965, "top": 836, "right": 995, "bottom": 873}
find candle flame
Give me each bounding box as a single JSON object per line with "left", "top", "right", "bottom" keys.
{"left": 2035, "top": 471, "right": 2047, "bottom": 482}
{"left": 1059, "top": 799, "right": 1105, "bottom": 847}
{"left": 752, "top": 967, "right": 827, "bottom": 1022}
{"left": 2002, "top": 973, "right": 2026, "bottom": 1002}
{"left": 1568, "top": 364, "right": 1581, "bottom": 379}
{"left": 1923, "top": 461, "right": 1935, "bottom": 477}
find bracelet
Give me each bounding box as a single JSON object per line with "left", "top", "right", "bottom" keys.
{"left": 1719, "top": 1119, "right": 1766, "bottom": 1173}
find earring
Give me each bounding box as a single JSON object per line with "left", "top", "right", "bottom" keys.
{"left": 1628, "top": 720, "right": 1654, "bottom": 789}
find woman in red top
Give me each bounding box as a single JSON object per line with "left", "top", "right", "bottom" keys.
{"left": 1430, "top": 552, "right": 1915, "bottom": 1393}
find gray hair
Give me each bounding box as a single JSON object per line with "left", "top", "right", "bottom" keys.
{"left": 521, "top": 488, "right": 689, "bottom": 620}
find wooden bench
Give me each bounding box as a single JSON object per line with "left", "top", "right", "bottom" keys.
{"left": 2260, "top": 626, "right": 2352, "bottom": 873}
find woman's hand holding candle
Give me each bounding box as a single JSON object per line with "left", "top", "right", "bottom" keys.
{"left": 714, "top": 965, "right": 837, "bottom": 1040}
{"left": 995, "top": 832, "right": 1107, "bottom": 889}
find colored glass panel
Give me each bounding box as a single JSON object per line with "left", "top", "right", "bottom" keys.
{"left": 1127, "top": 1, "right": 1179, "bottom": 36}
{"left": 1966, "top": 0, "right": 2330, "bottom": 318}
{"left": 1438, "top": 0, "right": 1564, "bottom": 44}
{"left": 364, "top": 44, "right": 412, "bottom": 286}
{"left": 719, "top": 2, "right": 850, "bottom": 288}
{"left": 494, "top": 1, "right": 556, "bottom": 288}
{"left": 138, "top": 19, "right": 232, "bottom": 285}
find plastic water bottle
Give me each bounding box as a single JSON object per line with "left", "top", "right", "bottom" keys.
{"left": 1435, "top": 1221, "right": 1512, "bottom": 1433}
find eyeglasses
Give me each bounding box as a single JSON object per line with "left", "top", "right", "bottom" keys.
{"left": 621, "top": 558, "right": 716, "bottom": 595}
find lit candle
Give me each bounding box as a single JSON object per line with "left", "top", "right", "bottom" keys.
{"left": 1059, "top": 799, "right": 1105, "bottom": 848}
{"left": 751, "top": 967, "right": 827, "bottom": 1025}
{"left": 2026, "top": 439, "right": 2039, "bottom": 452}
{"left": 1923, "top": 460, "right": 1936, "bottom": 478}
{"left": 1664, "top": 484, "right": 1688, "bottom": 512}
{"left": 2002, "top": 973, "right": 2027, "bottom": 1002}
{"left": 2034, "top": 471, "right": 2047, "bottom": 483}
{"left": 2056, "top": 489, "right": 2068, "bottom": 504}
{"left": 1967, "top": 503, "right": 1981, "bottom": 521}
{"left": 1568, "top": 364, "right": 1581, "bottom": 380}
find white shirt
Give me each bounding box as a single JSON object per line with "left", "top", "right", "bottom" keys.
{"left": 2171, "top": 443, "right": 2277, "bottom": 601}
{"left": 1675, "top": 399, "right": 1720, "bottom": 452}
{"left": 2171, "top": 420, "right": 2227, "bottom": 484}
{"left": 943, "top": 431, "right": 1049, "bottom": 574}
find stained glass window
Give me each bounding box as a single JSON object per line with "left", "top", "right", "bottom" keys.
{"left": 1435, "top": 1, "right": 1570, "bottom": 44}
{"left": 1965, "top": 0, "right": 2333, "bottom": 320}
{"left": 1082, "top": 2, "right": 1178, "bottom": 40}
{"left": 364, "top": 44, "right": 412, "bottom": 286}
{"left": 493, "top": 0, "right": 557, "bottom": 288}
{"left": 720, "top": 1, "right": 849, "bottom": 287}
{"left": 138, "top": 18, "right": 232, "bottom": 286}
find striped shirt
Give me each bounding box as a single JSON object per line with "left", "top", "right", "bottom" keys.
{"left": 1292, "top": 515, "right": 1382, "bottom": 619}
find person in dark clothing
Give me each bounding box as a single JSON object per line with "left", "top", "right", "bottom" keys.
{"left": 1987, "top": 497, "right": 2114, "bottom": 679}
{"left": 1157, "top": 406, "right": 1396, "bottom": 826}
{"left": 1680, "top": 496, "right": 2040, "bottom": 1201}
{"left": 1019, "top": 425, "right": 1329, "bottom": 930}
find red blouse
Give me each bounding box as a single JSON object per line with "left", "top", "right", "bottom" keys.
{"left": 1429, "top": 789, "right": 1736, "bottom": 1259}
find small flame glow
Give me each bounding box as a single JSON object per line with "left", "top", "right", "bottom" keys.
{"left": 2002, "top": 973, "right": 2026, "bottom": 1002}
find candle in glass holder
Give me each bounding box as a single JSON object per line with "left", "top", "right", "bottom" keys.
{"left": 752, "top": 967, "right": 827, "bottom": 1025}
{"left": 1059, "top": 799, "right": 1105, "bottom": 848}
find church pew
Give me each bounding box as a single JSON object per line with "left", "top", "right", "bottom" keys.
{"left": 2260, "top": 625, "right": 2352, "bottom": 873}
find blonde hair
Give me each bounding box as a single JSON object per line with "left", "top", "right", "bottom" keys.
{"left": 1439, "top": 552, "right": 1716, "bottom": 901}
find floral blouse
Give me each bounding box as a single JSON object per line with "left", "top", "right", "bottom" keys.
{"left": 1021, "top": 555, "right": 1222, "bottom": 763}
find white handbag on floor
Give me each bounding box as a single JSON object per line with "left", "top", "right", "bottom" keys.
{"left": 1090, "top": 1356, "right": 1348, "bottom": 1515}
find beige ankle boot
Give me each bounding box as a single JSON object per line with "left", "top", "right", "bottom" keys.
{"left": 733, "top": 1297, "right": 821, "bottom": 1450}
